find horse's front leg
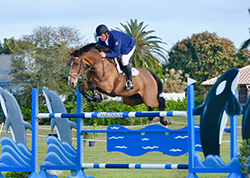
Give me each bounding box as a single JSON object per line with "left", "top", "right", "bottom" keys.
{"left": 78, "top": 82, "right": 103, "bottom": 102}
{"left": 78, "top": 84, "right": 94, "bottom": 102}
{"left": 89, "top": 82, "right": 104, "bottom": 102}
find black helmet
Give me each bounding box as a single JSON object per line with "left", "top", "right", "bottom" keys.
{"left": 96, "top": 24, "right": 109, "bottom": 36}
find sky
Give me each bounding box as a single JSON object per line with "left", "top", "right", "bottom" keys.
{"left": 0, "top": 0, "right": 249, "bottom": 51}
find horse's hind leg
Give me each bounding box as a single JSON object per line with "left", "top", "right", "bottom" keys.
{"left": 158, "top": 96, "right": 171, "bottom": 126}
{"left": 148, "top": 107, "right": 155, "bottom": 121}
{"left": 146, "top": 98, "right": 171, "bottom": 126}
{"left": 147, "top": 107, "right": 160, "bottom": 122}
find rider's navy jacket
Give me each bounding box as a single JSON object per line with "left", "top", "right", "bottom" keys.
{"left": 98, "top": 30, "right": 136, "bottom": 58}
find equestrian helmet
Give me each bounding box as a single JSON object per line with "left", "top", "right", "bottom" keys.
{"left": 96, "top": 24, "right": 109, "bottom": 36}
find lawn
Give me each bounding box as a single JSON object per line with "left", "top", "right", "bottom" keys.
{"left": 0, "top": 115, "right": 244, "bottom": 178}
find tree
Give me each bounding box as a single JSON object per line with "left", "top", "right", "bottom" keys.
{"left": 0, "top": 41, "right": 3, "bottom": 54}
{"left": 9, "top": 26, "right": 84, "bottom": 107}
{"left": 0, "top": 38, "right": 17, "bottom": 54}
{"left": 162, "top": 68, "right": 189, "bottom": 93}
{"left": 241, "top": 8, "right": 250, "bottom": 49}
{"left": 116, "top": 19, "right": 167, "bottom": 70}
{"left": 166, "top": 31, "right": 250, "bottom": 95}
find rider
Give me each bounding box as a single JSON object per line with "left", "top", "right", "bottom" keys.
{"left": 95, "top": 24, "right": 136, "bottom": 90}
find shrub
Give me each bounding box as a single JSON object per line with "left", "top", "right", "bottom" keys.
{"left": 239, "top": 139, "right": 250, "bottom": 175}
{"left": 165, "top": 98, "right": 187, "bottom": 111}
{"left": 5, "top": 172, "right": 29, "bottom": 178}
{"left": 82, "top": 97, "right": 193, "bottom": 126}
{"left": 83, "top": 100, "right": 149, "bottom": 125}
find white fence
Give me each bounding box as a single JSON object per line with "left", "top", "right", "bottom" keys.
{"left": 104, "top": 93, "right": 185, "bottom": 102}
{"left": 161, "top": 93, "right": 185, "bottom": 101}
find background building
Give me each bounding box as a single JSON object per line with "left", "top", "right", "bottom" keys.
{"left": 0, "top": 54, "right": 22, "bottom": 92}
{"left": 202, "top": 65, "right": 250, "bottom": 104}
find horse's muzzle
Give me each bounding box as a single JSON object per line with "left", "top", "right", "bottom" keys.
{"left": 68, "top": 81, "right": 76, "bottom": 89}
{"left": 68, "top": 76, "right": 77, "bottom": 89}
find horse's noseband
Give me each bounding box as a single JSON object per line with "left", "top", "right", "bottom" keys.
{"left": 69, "top": 56, "right": 83, "bottom": 81}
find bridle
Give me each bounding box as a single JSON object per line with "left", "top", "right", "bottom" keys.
{"left": 69, "top": 53, "right": 121, "bottom": 94}
{"left": 68, "top": 56, "right": 84, "bottom": 81}
{"left": 68, "top": 55, "right": 106, "bottom": 82}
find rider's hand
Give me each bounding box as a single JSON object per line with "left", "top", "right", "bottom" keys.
{"left": 100, "top": 52, "right": 106, "bottom": 58}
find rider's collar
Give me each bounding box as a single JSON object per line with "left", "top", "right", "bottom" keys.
{"left": 105, "top": 36, "right": 109, "bottom": 46}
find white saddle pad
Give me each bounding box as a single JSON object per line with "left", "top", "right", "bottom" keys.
{"left": 131, "top": 67, "right": 139, "bottom": 76}
{"left": 114, "top": 58, "right": 139, "bottom": 76}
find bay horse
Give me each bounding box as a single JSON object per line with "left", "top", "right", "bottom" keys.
{"left": 67, "top": 43, "right": 171, "bottom": 126}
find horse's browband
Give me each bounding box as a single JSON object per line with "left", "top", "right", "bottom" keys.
{"left": 70, "top": 57, "right": 80, "bottom": 60}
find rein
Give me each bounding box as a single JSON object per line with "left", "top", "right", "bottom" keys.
{"left": 69, "top": 54, "right": 123, "bottom": 95}
{"left": 69, "top": 56, "right": 108, "bottom": 81}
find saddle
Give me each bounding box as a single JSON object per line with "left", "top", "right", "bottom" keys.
{"left": 95, "top": 43, "right": 139, "bottom": 78}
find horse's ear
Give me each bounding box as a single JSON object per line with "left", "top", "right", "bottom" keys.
{"left": 68, "top": 49, "right": 73, "bottom": 55}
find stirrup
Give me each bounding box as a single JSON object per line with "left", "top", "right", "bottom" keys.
{"left": 125, "top": 80, "right": 134, "bottom": 90}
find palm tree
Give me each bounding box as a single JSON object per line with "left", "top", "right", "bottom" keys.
{"left": 241, "top": 39, "right": 250, "bottom": 49}
{"left": 116, "top": 19, "right": 167, "bottom": 70}
{"left": 241, "top": 9, "right": 250, "bottom": 49}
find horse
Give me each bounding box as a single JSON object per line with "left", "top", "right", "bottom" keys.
{"left": 67, "top": 43, "right": 171, "bottom": 126}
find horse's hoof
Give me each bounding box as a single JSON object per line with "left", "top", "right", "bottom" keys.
{"left": 152, "top": 117, "right": 160, "bottom": 122}
{"left": 148, "top": 117, "right": 160, "bottom": 122}
{"left": 93, "top": 93, "right": 103, "bottom": 102}
{"left": 160, "top": 118, "right": 171, "bottom": 126}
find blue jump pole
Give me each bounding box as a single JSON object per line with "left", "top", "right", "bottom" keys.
{"left": 74, "top": 89, "right": 94, "bottom": 178}
{"left": 186, "top": 85, "right": 198, "bottom": 178}
{"left": 230, "top": 87, "right": 238, "bottom": 159}
{"left": 29, "top": 88, "right": 42, "bottom": 178}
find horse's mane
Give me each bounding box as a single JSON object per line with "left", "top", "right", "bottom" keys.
{"left": 80, "top": 43, "right": 98, "bottom": 53}
{"left": 78, "top": 43, "right": 113, "bottom": 55}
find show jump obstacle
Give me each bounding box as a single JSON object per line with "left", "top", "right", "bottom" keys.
{"left": 35, "top": 84, "right": 240, "bottom": 177}
{"left": 0, "top": 68, "right": 242, "bottom": 177}
{"left": 37, "top": 85, "right": 199, "bottom": 177}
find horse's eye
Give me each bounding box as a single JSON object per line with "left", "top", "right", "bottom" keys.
{"left": 76, "top": 63, "right": 80, "bottom": 66}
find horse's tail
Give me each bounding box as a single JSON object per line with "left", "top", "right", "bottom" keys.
{"left": 147, "top": 70, "right": 166, "bottom": 111}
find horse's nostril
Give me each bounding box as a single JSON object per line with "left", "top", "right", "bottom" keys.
{"left": 70, "top": 82, "right": 75, "bottom": 88}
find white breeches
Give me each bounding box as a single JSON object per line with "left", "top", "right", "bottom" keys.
{"left": 121, "top": 46, "right": 135, "bottom": 66}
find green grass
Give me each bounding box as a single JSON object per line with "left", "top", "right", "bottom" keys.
{"left": 0, "top": 115, "right": 243, "bottom": 178}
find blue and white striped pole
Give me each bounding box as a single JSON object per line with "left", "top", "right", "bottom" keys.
{"left": 82, "top": 163, "right": 188, "bottom": 169}
{"left": 37, "top": 111, "right": 187, "bottom": 119}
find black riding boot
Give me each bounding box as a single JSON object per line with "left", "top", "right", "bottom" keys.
{"left": 123, "top": 64, "right": 134, "bottom": 90}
